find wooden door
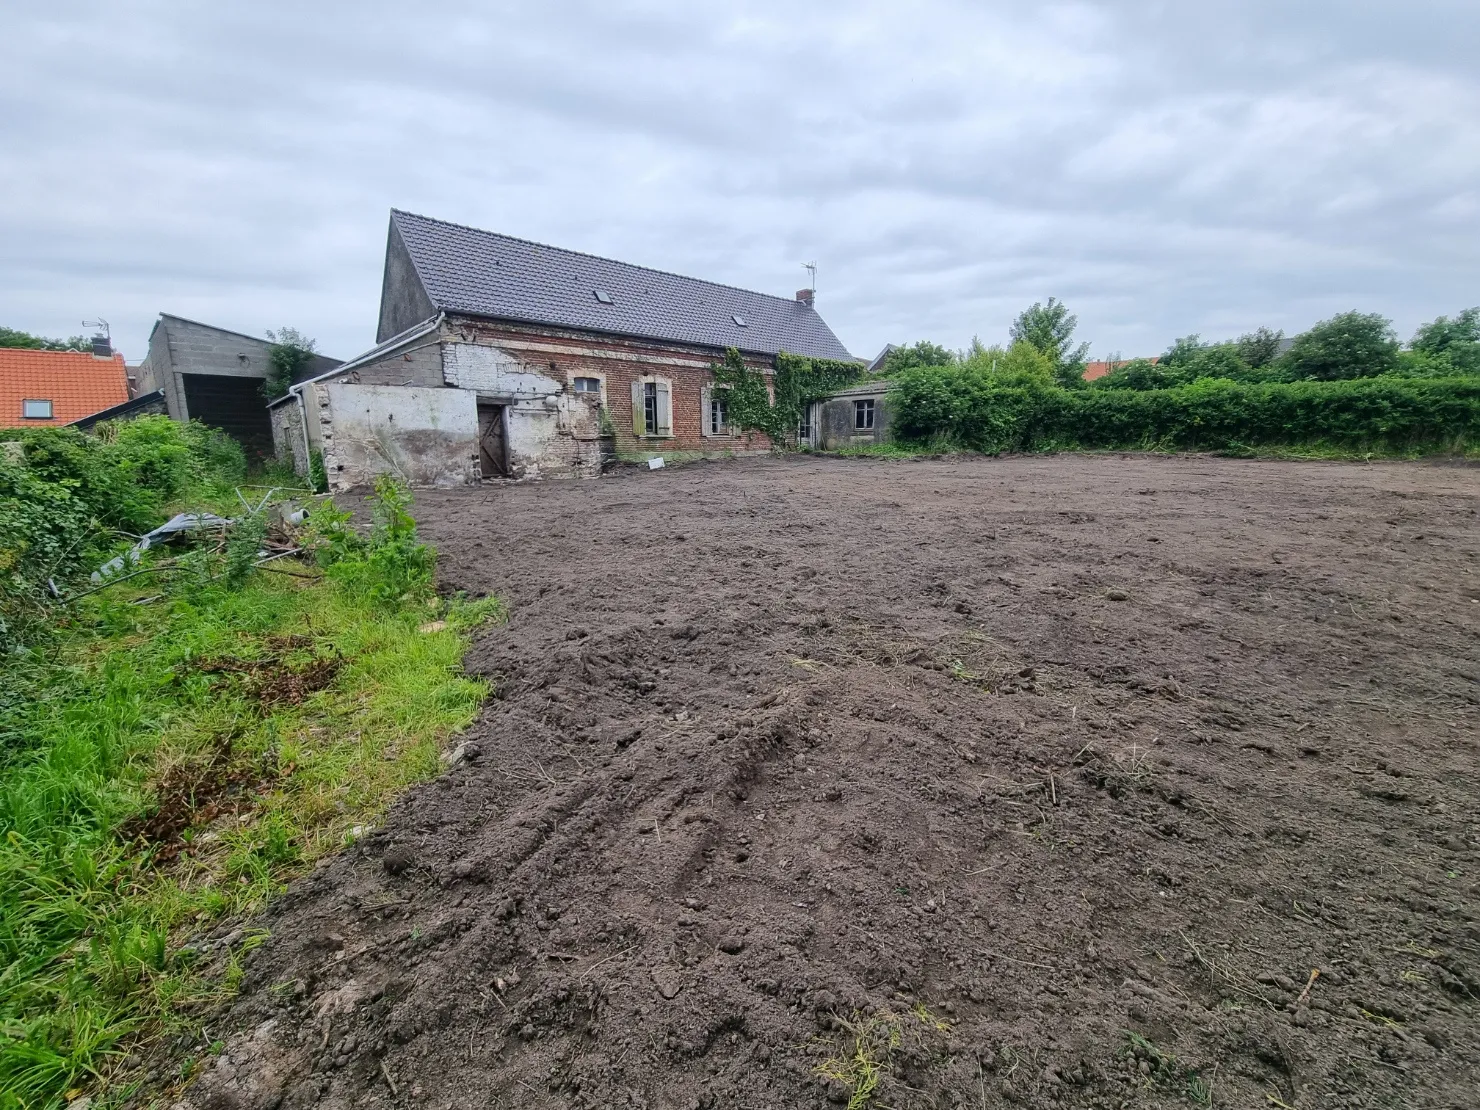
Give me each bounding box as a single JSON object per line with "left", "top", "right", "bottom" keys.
{"left": 477, "top": 404, "right": 507, "bottom": 479}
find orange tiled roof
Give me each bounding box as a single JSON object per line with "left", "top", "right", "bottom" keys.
{"left": 0, "top": 347, "right": 131, "bottom": 428}
{"left": 1082, "top": 356, "right": 1159, "bottom": 381}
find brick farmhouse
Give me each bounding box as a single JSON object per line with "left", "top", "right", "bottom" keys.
{"left": 270, "top": 211, "right": 855, "bottom": 488}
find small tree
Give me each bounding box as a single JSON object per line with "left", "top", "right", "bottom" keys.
{"left": 1279, "top": 312, "right": 1399, "bottom": 380}
{"left": 264, "top": 327, "right": 317, "bottom": 399}
{"left": 1236, "top": 327, "right": 1285, "bottom": 368}
{"left": 1411, "top": 308, "right": 1480, "bottom": 375}
{"left": 881, "top": 341, "right": 955, "bottom": 376}
{"left": 1160, "top": 335, "right": 1207, "bottom": 367}
{"left": 1009, "top": 298, "right": 1090, "bottom": 388}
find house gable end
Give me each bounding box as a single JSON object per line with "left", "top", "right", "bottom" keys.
{"left": 378, "top": 217, "right": 438, "bottom": 343}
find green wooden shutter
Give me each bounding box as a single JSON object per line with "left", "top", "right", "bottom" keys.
{"left": 631, "top": 380, "right": 646, "bottom": 437}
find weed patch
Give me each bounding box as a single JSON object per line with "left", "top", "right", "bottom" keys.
{"left": 0, "top": 479, "right": 500, "bottom": 1109}
{"left": 815, "top": 1007, "right": 950, "bottom": 1108}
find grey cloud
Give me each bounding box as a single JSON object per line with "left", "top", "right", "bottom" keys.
{"left": 2, "top": 0, "right": 1476, "bottom": 366}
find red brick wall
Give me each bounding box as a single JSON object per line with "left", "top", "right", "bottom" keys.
{"left": 450, "top": 317, "right": 775, "bottom": 455}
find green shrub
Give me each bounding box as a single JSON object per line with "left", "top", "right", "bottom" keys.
{"left": 1277, "top": 311, "right": 1400, "bottom": 380}
{"left": 308, "top": 477, "right": 436, "bottom": 605}
{"left": 960, "top": 340, "right": 1056, "bottom": 385}
{"left": 308, "top": 449, "right": 328, "bottom": 494}
{"left": 892, "top": 366, "right": 1480, "bottom": 455}
{"left": 880, "top": 341, "right": 956, "bottom": 376}
{"left": 1094, "top": 358, "right": 1191, "bottom": 392}
{"left": 1235, "top": 326, "right": 1285, "bottom": 369}
{"left": 263, "top": 328, "right": 317, "bottom": 400}
{"left": 1410, "top": 308, "right": 1480, "bottom": 375}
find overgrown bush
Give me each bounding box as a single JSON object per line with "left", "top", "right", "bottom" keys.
{"left": 1097, "top": 309, "right": 1480, "bottom": 393}
{"left": 1277, "top": 311, "right": 1400, "bottom": 381}
{"left": 0, "top": 418, "right": 245, "bottom": 648}
{"left": 880, "top": 341, "right": 956, "bottom": 376}
{"left": 263, "top": 328, "right": 317, "bottom": 400}
{"left": 1410, "top": 307, "right": 1480, "bottom": 375}
{"left": 1094, "top": 358, "right": 1189, "bottom": 391}
{"left": 892, "top": 364, "right": 1480, "bottom": 455}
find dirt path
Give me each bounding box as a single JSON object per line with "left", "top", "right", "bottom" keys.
{"left": 184, "top": 454, "right": 1478, "bottom": 1110}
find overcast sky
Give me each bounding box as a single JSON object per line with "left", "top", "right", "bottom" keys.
{"left": 3, "top": 1, "right": 1477, "bottom": 364}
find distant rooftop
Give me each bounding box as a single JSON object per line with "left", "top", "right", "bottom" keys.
{"left": 0, "top": 347, "right": 130, "bottom": 428}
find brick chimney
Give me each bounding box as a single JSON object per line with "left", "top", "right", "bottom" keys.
{"left": 795, "top": 288, "right": 814, "bottom": 307}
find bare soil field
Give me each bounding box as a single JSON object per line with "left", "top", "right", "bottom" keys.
{"left": 182, "top": 454, "right": 1479, "bottom": 1110}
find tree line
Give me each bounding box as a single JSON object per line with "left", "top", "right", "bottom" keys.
{"left": 878, "top": 301, "right": 1480, "bottom": 456}
{"left": 883, "top": 303, "right": 1480, "bottom": 390}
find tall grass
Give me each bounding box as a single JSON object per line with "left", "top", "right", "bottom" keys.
{"left": 0, "top": 475, "right": 498, "bottom": 1109}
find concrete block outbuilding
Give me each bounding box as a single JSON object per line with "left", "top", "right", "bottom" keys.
{"left": 802, "top": 381, "right": 893, "bottom": 450}
{"left": 135, "top": 315, "right": 341, "bottom": 460}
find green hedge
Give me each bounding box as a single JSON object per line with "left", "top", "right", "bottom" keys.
{"left": 890, "top": 369, "right": 1480, "bottom": 454}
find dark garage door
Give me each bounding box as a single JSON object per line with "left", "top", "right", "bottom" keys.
{"left": 182, "top": 374, "right": 274, "bottom": 461}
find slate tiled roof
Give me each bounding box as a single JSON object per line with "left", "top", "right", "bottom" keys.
{"left": 0, "top": 347, "right": 130, "bottom": 428}
{"left": 391, "top": 210, "right": 856, "bottom": 362}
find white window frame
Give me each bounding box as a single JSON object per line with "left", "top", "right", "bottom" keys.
{"left": 569, "top": 374, "right": 605, "bottom": 404}
{"left": 700, "top": 382, "right": 733, "bottom": 439}
{"left": 854, "top": 398, "right": 876, "bottom": 430}
{"left": 698, "top": 381, "right": 734, "bottom": 438}
{"left": 797, "top": 404, "right": 815, "bottom": 446}
{"left": 22, "top": 399, "right": 53, "bottom": 420}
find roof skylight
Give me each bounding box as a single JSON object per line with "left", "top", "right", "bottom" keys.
{"left": 732, "top": 314, "right": 748, "bottom": 327}
{"left": 594, "top": 290, "right": 614, "bottom": 305}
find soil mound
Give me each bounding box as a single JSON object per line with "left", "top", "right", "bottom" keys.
{"left": 173, "top": 456, "right": 1478, "bottom": 1110}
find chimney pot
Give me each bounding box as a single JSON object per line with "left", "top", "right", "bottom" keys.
{"left": 795, "top": 288, "right": 814, "bottom": 306}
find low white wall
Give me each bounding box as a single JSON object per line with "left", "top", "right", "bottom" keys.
{"left": 321, "top": 383, "right": 478, "bottom": 490}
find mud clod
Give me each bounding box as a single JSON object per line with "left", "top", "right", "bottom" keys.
{"left": 380, "top": 847, "right": 414, "bottom": 875}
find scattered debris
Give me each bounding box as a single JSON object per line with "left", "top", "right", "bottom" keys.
{"left": 93, "top": 512, "right": 231, "bottom": 582}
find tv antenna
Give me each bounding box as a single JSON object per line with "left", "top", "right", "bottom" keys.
{"left": 802, "top": 261, "right": 817, "bottom": 292}
{"left": 83, "top": 318, "right": 110, "bottom": 340}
